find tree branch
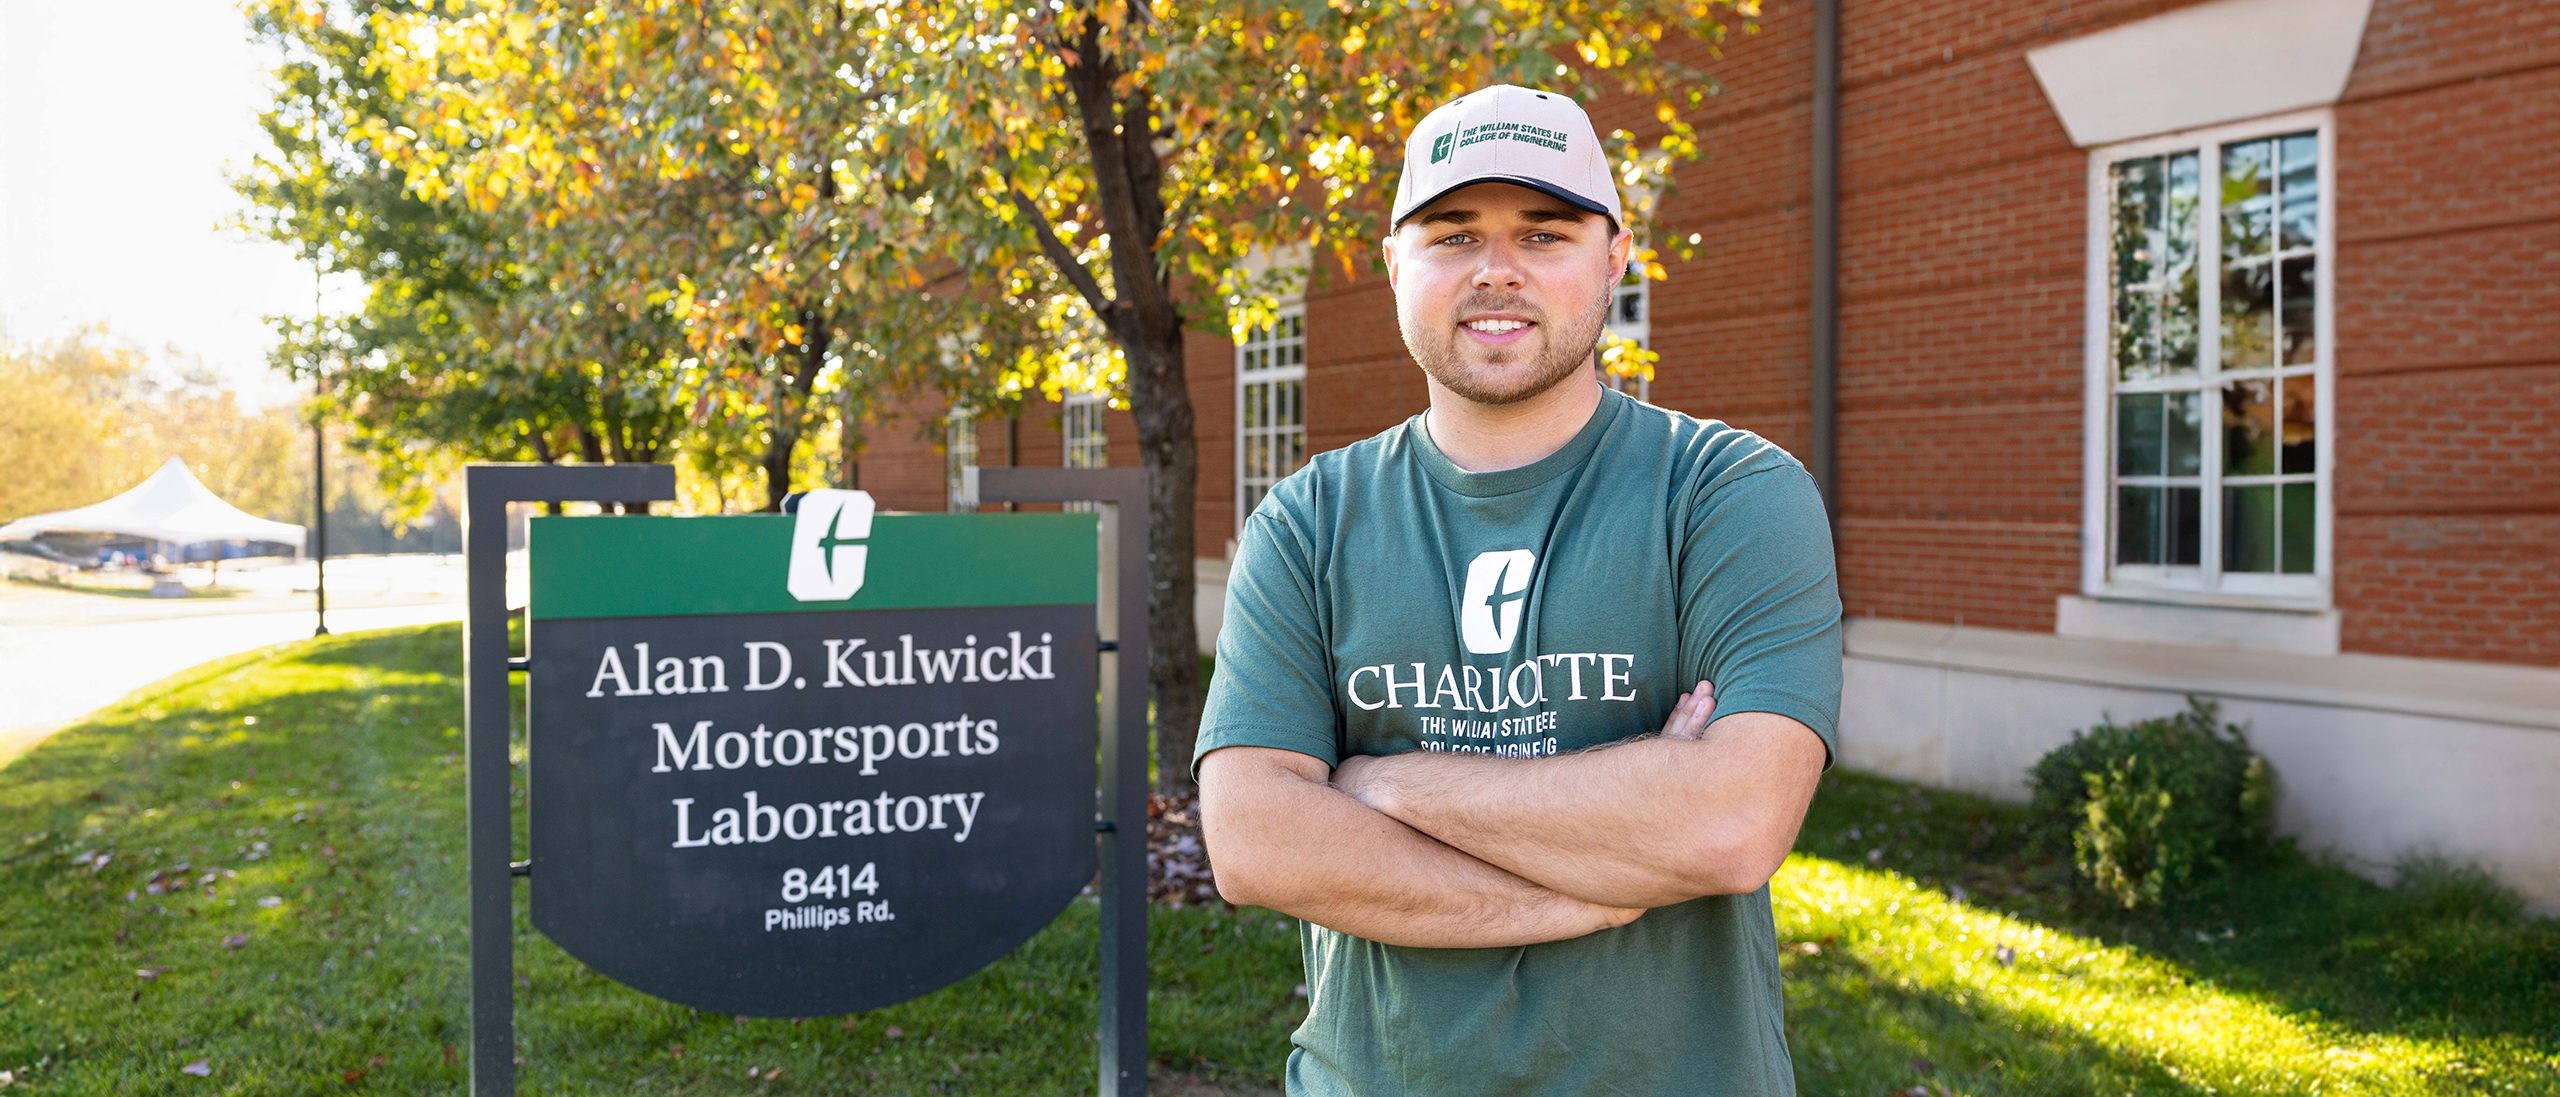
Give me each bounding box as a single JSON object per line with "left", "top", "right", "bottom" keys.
{"left": 1007, "top": 183, "right": 1117, "bottom": 324}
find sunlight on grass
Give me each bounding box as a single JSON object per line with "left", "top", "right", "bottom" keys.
{"left": 1774, "top": 855, "right": 2546, "bottom": 1094}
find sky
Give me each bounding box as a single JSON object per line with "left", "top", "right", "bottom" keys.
{"left": 0, "top": 1, "right": 355, "bottom": 407}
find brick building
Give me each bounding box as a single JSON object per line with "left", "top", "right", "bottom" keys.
{"left": 858, "top": 0, "right": 2560, "bottom": 908}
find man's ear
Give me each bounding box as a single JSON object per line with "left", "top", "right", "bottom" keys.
{"left": 1382, "top": 234, "right": 1401, "bottom": 287}
{"left": 1609, "top": 226, "right": 1634, "bottom": 279}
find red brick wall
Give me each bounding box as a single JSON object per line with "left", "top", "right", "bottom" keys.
{"left": 2332, "top": 0, "right": 2560, "bottom": 664}
{"left": 856, "top": 387, "right": 952, "bottom": 513}
{"left": 1821, "top": 0, "right": 2099, "bottom": 632}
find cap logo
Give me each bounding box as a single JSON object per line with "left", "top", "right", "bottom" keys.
{"left": 1430, "top": 132, "right": 1454, "bottom": 164}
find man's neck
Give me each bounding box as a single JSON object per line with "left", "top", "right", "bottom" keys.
{"left": 1422, "top": 371, "right": 1606, "bottom": 473}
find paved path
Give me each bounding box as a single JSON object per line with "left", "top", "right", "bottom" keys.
{"left": 0, "top": 555, "right": 497, "bottom": 766}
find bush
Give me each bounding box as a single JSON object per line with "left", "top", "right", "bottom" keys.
{"left": 2026, "top": 697, "right": 2274, "bottom": 910}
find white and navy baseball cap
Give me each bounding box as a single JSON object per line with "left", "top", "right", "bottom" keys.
{"left": 1391, "top": 85, "right": 1622, "bottom": 229}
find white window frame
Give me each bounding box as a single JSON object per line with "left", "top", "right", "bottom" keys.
{"left": 1235, "top": 304, "right": 1306, "bottom": 527}
{"left": 1061, "top": 390, "right": 1110, "bottom": 515}
{"left": 2079, "top": 107, "right": 2334, "bottom": 610}
{"left": 1062, "top": 391, "right": 1108, "bottom": 470}
{"left": 944, "top": 407, "right": 977, "bottom": 513}
{"left": 1602, "top": 258, "right": 1650, "bottom": 401}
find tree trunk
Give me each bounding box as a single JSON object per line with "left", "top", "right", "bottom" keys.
{"left": 1124, "top": 320, "right": 1203, "bottom": 790}
{"left": 1060, "top": 13, "right": 1202, "bottom": 789}
{"left": 761, "top": 311, "right": 830, "bottom": 511}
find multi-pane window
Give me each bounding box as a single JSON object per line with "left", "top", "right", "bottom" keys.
{"left": 1061, "top": 391, "right": 1108, "bottom": 514}
{"left": 944, "top": 408, "right": 977, "bottom": 513}
{"left": 1236, "top": 308, "right": 1307, "bottom": 524}
{"left": 1063, "top": 392, "right": 1108, "bottom": 470}
{"left": 1602, "top": 261, "right": 1650, "bottom": 401}
{"left": 2100, "top": 119, "right": 2327, "bottom": 598}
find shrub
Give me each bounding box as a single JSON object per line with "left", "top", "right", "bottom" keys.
{"left": 2026, "top": 697, "right": 2274, "bottom": 910}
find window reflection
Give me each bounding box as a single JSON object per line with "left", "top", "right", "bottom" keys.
{"left": 2279, "top": 134, "right": 2318, "bottom": 251}
{"left": 2280, "top": 256, "right": 2317, "bottom": 365}
{"left": 2224, "top": 378, "right": 2278, "bottom": 476}
{"left": 2281, "top": 374, "right": 2317, "bottom": 475}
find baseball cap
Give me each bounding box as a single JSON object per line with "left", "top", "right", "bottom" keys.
{"left": 1391, "top": 85, "right": 1622, "bottom": 229}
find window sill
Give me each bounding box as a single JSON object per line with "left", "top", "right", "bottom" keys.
{"left": 2057, "top": 593, "right": 2339, "bottom": 656}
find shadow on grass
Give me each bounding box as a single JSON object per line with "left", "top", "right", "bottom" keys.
{"left": 1796, "top": 770, "right": 2560, "bottom": 1052}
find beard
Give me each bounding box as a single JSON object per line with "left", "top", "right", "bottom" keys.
{"left": 1404, "top": 280, "right": 1615, "bottom": 406}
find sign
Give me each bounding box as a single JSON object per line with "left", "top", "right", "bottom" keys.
{"left": 524, "top": 499, "right": 1098, "bottom": 1017}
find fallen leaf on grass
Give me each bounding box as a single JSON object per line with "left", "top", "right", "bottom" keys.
{"left": 136, "top": 966, "right": 170, "bottom": 981}
{"left": 340, "top": 1069, "right": 365, "bottom": 1084}
{"left": 182, "top": 1060, "right": 211, "bottom": 1077}
{"left": 884, "top": 1025, "right": 904, "bottom": 1040}
{"left": 257, "top": 896, "right": 282, "bottom": 909}
{"left": 221, "top": 934, "right": 251, "bottom": 950}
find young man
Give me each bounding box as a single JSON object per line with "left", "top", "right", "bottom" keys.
{"left": 1195, "top": 85, "right": 1842, "bottom": 1095}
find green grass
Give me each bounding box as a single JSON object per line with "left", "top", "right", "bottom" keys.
{"left": 1779, "top": 775, "right": 2560, "bottom": 1094}
{"left": 2, "top": 624, "right": 2553, "bottom": 1094}
{"left": 0, "top": 626, "right": 1297, "bottom": 1094}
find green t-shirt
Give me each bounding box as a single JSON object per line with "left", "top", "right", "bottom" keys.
{"left": 1195, "top": 385, "right": 1842, "bottom": 1096}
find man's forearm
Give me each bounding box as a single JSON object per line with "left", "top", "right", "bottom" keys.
{"left": 1199, "top": 747, "right": 1640, "bottom": 949}
{"left": 1339, "top": 712, "right": 1827, "bottom": 909}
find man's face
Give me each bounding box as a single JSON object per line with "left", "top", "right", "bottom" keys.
{"left": 1385, "top": 182, "right": 1632, "bottom": 407}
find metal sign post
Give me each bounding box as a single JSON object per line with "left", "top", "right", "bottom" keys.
{"left": 463, "top": 464, "right": 676, "bottom": 1097}
{"left": 976, "top": 467, "right": 1151, "bottom": 1097}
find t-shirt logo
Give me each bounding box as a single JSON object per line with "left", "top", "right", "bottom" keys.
{"left": 1458, "top": 549, "right": 1536, "bottom": 654}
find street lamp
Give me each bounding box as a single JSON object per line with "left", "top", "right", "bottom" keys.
{"left": 311, "top": 261, "right": 329, "bottom": 637}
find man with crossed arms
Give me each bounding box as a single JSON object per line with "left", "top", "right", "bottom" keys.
{"left": 1195, "top": 85, "right": 1842, "bottom": 1095}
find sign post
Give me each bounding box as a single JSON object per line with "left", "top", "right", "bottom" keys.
{"left": 976, "top": 467, "right": 1152, "bottom": 1097}
{"left": 462, "top": 464, "right": 1150, "bottom": 1096}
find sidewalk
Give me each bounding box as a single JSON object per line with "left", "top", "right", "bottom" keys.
{"left": 0, "top": 554, "right": 500, "bottom": 766}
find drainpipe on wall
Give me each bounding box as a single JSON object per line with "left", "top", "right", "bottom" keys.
{"left": 1810, "top": 0, "right": 1842, "bottom": 538}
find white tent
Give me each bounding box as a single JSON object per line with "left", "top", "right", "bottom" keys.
{"left": 0, "top": 458, "right": 306, "bottom": 550}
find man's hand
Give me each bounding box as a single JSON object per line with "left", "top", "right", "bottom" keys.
{"left": 1658, "top": 679, "right": 1717, "bottom": 740}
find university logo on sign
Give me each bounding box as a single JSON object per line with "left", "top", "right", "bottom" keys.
{"left": 785, "top": 489, "right": 874, "bottom": 601}
{"left": 525, "top": 504, "right": 1099, "bottom": 1017}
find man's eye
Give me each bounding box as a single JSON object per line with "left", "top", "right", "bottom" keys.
{"left": 1527, "top": 232, "right": 1566, "bottom": 244}
{"left": 1434, "top": 233, "right": 1476, "bottom": 247}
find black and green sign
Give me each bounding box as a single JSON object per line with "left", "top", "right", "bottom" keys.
{"left": 525, "top": 500, "right": 1098, "bottom": 1017}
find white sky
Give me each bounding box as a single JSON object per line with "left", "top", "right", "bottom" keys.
{"left": 1, "top": 1, "right": 355, "bottom": 407}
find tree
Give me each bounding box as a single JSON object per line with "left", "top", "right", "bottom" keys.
{"left": 240, "top": 0, "right": 697, "bottom": 519}
{"left": 284, "top": 0, "right": 1735, "bottom": 787}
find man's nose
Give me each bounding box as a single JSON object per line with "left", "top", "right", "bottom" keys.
{"left": 1472, "top": 239, "right": 1524, "bottom": 289}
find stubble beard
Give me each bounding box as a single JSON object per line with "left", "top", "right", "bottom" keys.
{"left": 1406, "top": 281, "right": 1616, "bottom": 407}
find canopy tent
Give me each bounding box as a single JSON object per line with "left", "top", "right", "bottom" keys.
{"left": 0, "top": 458, "right": 306, "bottom": 551}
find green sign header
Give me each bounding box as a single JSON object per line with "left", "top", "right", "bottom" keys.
{"left": 529, "top": 512, "right": 1097, "bottom": 620}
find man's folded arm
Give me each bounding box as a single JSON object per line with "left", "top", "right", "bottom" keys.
{"left": 1198, "top": 744, "right": 1643, "bottom": 948}
{"left": 1332, "top": 704, "right": 1828, "bottom": 910}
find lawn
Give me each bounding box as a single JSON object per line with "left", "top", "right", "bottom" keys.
{"left": 2, "top": 624, "right": 2552, "bottom": 1094}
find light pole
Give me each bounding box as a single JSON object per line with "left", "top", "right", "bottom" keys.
{"left": 311, "top": 253, "right": 329, "bottom": 637}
